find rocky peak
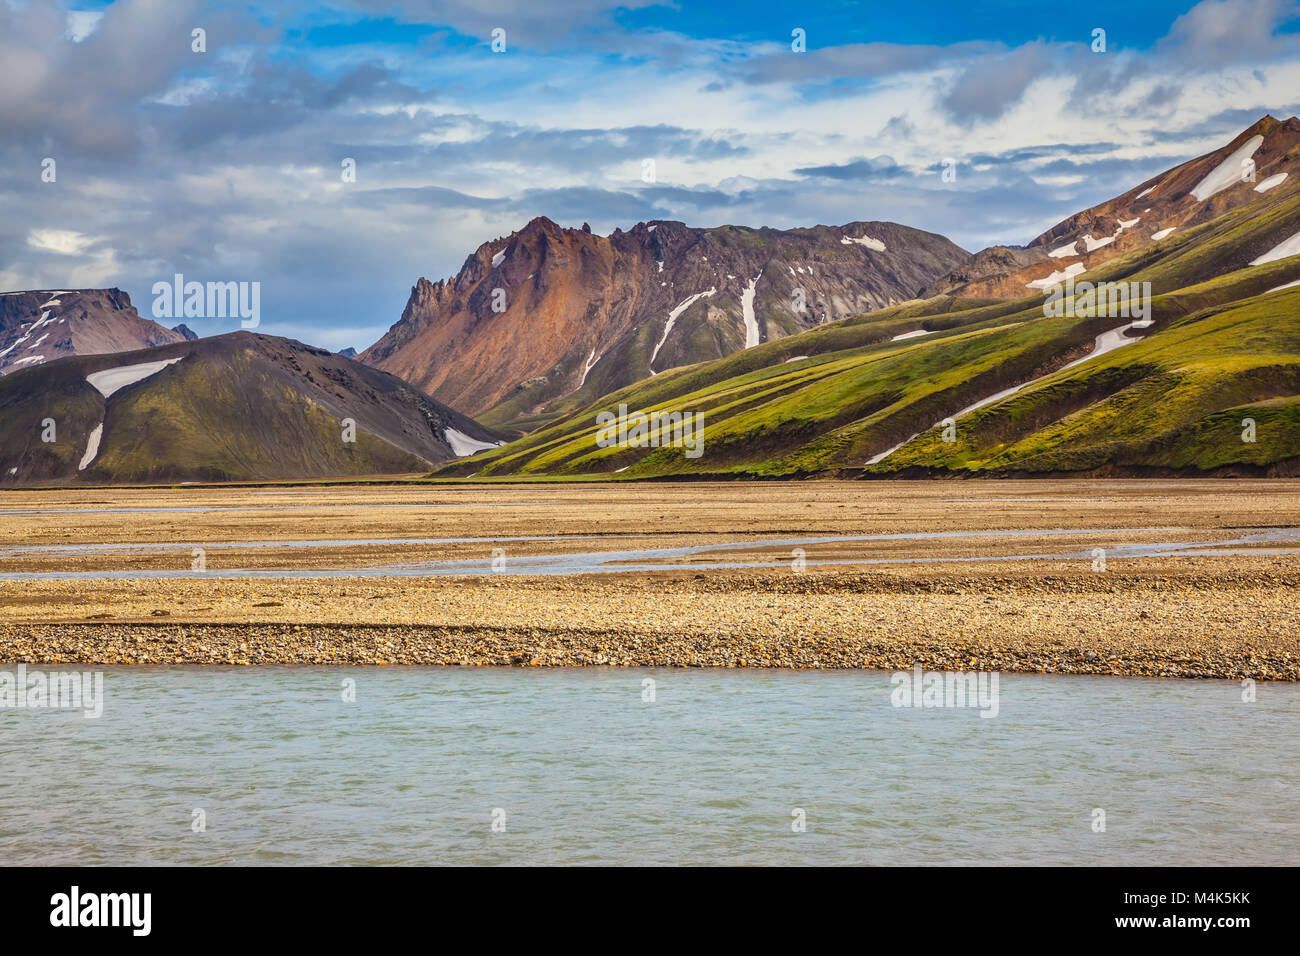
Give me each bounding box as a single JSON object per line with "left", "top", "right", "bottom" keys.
{"left": 359, "top": 216, "right": 970, "bottom": 424}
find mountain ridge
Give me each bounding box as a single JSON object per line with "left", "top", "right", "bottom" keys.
{"left": 360, "top": 216, "right": 969, "bottom": 430}
{"left": 924, "top": 115, "right": 1300, "bottom": 298}
{"left": 432, "top": 118, "right": 1300, "bottom": 481}
{"left": 0, "top": 288, "right": 184, "bottom": 376}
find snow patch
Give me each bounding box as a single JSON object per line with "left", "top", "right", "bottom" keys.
{"left": 85, "top": 357, "right": 185, "bottom": 398}
{"left": 741, "top": 275, "right": 761, "bottom": 348}
{"left": 11, "top": 355, "right": 44, "bottom": 366}
{"left": 841, "top": 235, "right": 887, "bottom": 252}
{"left": 1250, "top": 230, "right": 1300, "bottom": 267}
{"left": 784, "top": 355, "right": 809, "bottom": 363}
{"left": 1117, "top": 218, "right": 1140, "bottom": 229}
{"left": 578, "top": 347, "right": 601, "bottom": 388}
{"left": 491, "top": 249, "right": 507, "bottom": 268}
{"left": 1048, "top": 240, "right": 1079, "bottom": 258}
{"left": 1255, "top": 172, "right": 1289, "bottom": 193}
{"left": 649, "top": 289, "right": 715, "bottom": 372}
{"left": 1265, "top": 279, "right": 1300, "bottom": 294}
{"left": 78, "top": 424, "right": 103, "bottom": 471}
{"left": 867, "top": 322, "right": 1145, "bottom": 466}
{"left": 1026, "top": 261, "right": 1087, "bottom": 290}
{"left": 1081, "top": 234, "right": 1114, "bottom": 253}
{"left": 443, "top": 427, "right": 504, "bottom": 457}
{"left": 1190, "top": 134, "right": 1264, "bottom": 201}
{"left": 891, "top": 329, "right": 933, "bottom": 341}
{"left": 1136, "top": 185, "right": 1155, "bottom": 199}
{"left": 1151, "top": 227, "right": 1176, "bottom": 241}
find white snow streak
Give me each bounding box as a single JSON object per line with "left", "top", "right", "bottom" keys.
{"left": 1250, "top": 231, "right": 1300, "bottom": 267}
{"left": 86, "top": 357, "right": 185, "bottom": 398}
{"left": 840, "top": 235, "right": 887, "bottom": 252}
{"left": 741, "top": 275, "right": 761, "bottom": 348}
{"left": 578, "top": 347, "right": 601, "bottom": 387}
{"left": 443, "top": 427, "right": 503, "bottom": 457}
{"left": 1026, "top": 262, "right": 1087, "bottom": 290}
{"left": 867, "top": 322, "right": 1146, "bottom": 466}
{"left": 1255, "top": 172, "right": 1289, "bottom": 193}
{"left": 78, "top": 424, "right": 103, "bottom": 471}
{"left": 649, "top": 289, "right": 715, "bottom": 372}
{"left": 1190, "top": 135, "right": 1264, "bottom": 201}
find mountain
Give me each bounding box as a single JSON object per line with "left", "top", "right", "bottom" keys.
{"left": 925, "top": 116, "right": 1300, "bottom": 298}
{"left": 172, "top": 323, "right": 199, "bottom": 341}
{"left": 0, "top": 288, "right": 184, "bottom": 375}
{"left": 360, "top": 216, "right": 968, "bottom": 431}
{"left": 435, "top": 120, "right": 1300, "bottom": 480}
{"left": 0, "top": 332, "right": 502, "bottom": 485}
{"left": 337, "top": 346, "right": 358, "bottom": 358}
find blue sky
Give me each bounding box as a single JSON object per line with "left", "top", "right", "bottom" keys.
{"left": 3, "top": 0, "right": 1299, "bottom": 350}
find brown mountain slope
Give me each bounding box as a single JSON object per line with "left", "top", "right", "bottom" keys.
{"left": 360, "top": 216, "right": 968, "bottom": 425}
{"left": 0, "top": 288, "right": 184, "bottom": 375}
{"left": 924, "top": 115, "right": 1300, "bottom": 298}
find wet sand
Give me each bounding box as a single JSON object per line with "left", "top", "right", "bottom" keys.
{"left": 2, "top": 480, "right": 1298, "bottom": 677}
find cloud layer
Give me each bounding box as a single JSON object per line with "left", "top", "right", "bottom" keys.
{"left": 2, "top": 0, "right": 1298, "bottom": 350}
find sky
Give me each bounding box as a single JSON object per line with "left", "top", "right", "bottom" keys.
{"left": 2, "top": 0, "right": 1299, "bottom": 351}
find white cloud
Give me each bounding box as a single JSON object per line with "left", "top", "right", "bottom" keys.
{"left": 27, "top": 229, "right": 94, "bottom": 255}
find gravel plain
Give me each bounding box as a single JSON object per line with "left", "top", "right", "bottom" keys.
{"left": 2, "top": 479, "right": 1297, "bottom": 678}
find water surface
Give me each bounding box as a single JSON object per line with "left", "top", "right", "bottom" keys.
{"left": 2, "top": 668, "right": 1294, "bottom": 865}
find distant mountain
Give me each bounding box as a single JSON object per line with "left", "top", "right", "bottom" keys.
{"left": 0, "top": 332, "right": 502, "bottom": 485}
{"left": 337, "top": 346, "right": 357, "bottom": 358}
{"left": 172, "top": 323, "right": 199, "bottom": 341}
{"left": 925, "top": 116, "right": 1300, "bottom": 298}
{"left": 360, "top": 216, "right": 968, "bottom": 431}
{"left": 437, "top": 121, "right": 1300, "bottom": 480}
{"left": 0, "top": 289, "right": 184, "bottom": 375}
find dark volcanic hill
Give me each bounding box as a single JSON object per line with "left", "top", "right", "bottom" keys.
{"left": 0, "top": 332, "right": 501, "bottom": 485}
{"left": 360, "top": 216, "right": 968, "bottom": 429}
{"left": 0, "top": 288, "right": 184, "bottom": 375}
{"left": 924, "top": 116, "right": 1300, "bottom": 298}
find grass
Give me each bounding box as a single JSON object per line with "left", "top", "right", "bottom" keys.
{"left": 432, "top": 184, "right": 1300, "bottom": 481}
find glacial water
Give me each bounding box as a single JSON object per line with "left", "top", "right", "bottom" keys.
{"left": 2, "top": 527, "right": 1298, "bottom": 580}
{"left": 2, "top": 668, "right": 1295, "bottom": 865}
